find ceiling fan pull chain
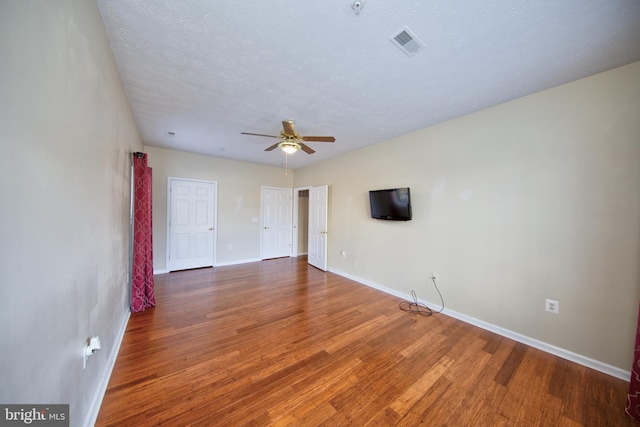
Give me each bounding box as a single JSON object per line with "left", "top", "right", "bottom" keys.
{"left": 284, "top": 152, "right": 289, "bottom": 176}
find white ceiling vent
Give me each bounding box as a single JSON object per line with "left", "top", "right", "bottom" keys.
{"left": 389, "top": 26, "right": 425, "bottom": 56}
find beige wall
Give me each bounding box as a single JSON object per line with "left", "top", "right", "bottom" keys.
{"left": 294, "top": 62, "right": 640, "bottom": 371}
{"left": 145, "top": 146, "right": 293, "bottom": 269}
{"left": 0, "top": 1, "right": 141, "bottom": 425}
{"left": 2, "top": 2, "right": 635, "bottom": 422}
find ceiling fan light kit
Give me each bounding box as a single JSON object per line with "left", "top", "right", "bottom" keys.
{"left": 280, "top": 140, "right": 300, "bottom": 154}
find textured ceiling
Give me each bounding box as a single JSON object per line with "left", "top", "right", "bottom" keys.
{"left": 96, "top": 0, "right": 640, "bottom": 169}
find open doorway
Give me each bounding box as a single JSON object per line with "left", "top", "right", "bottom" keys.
{"left": 292, "top": 187, "right": 310, "bottom": 256}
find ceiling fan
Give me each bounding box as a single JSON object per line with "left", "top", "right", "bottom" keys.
{"left": 241, "top": 119, "right": 335, "bottom": 154}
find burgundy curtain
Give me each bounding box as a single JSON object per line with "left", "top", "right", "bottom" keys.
{"left": 131, "top": 153, "right": 155, "bottom": 313}
{"left": 627, "top": 304, "right": 640, "bottom": 419}
{"left": 627, "top": 303, "right": 640, "bottom": 419}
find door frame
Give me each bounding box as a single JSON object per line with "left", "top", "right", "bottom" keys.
{"left": 166, "top": 177, "right": 218, "bottom": 271}
{"left": 292, "top": 186, "right": 311, "bottom": 257}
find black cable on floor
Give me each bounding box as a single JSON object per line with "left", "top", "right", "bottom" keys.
{"left": 399, "top": 276, "right": 445, "bottom": 316}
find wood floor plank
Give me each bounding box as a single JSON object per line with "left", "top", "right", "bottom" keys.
{"left": 96, "top": 257, "right": 635, "bottom": 426}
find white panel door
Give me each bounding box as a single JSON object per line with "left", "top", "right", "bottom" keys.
{"left": 308, "top": 185, "right": 328, "bottom": 271}
{"left": 168, "top": 179, "right": 216, "bottom": 271}
{"left": 262, "top": 187, "right": 292, "bottom": 259}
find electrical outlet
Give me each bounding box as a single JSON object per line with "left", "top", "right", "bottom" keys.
{"left": 545, "top": 299, "right": 559, "bottom": 314}
{"left": 228, "top": 244, "right": 232, "bottom": 250}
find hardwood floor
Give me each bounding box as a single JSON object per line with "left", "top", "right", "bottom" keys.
{"left": 96, "top": 257, "right": 634, "bottom": 426}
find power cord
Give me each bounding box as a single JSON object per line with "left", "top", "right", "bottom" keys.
{"left": 399, "top": 275, "right": 445, "bottom": 316}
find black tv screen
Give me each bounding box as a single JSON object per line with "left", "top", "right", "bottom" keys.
{"left": 369, "top": 188, "right": 412, "bottom": 221}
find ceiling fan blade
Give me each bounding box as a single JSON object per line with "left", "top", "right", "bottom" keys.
{"left": 301, "top": 136, "right": 335, "bottom": 142}
{"left": 241, "top": 132, "right": 279, "bottom": 138}
{"left": 264, "top": 143, "right": 280, "bottom": 151}
{"left": 299, "top": 143, "right": 316, "bottom": 154}
{"left": 282, "top": 120, "right": 295, "bottom": 136}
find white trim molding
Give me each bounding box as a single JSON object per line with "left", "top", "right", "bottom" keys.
{"left": 155, "top": 257, "right": 264, "bottom": 272}
{"left": 215, "top": 258, "right": 262, "bottom": 267}
{"left": 83, "top": 310, "right": 131, "bottom": 427}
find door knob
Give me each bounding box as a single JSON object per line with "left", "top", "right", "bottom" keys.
{"left": 264, "top": 226, "right": 269, "bottom": 229}
{"left": 208, "top": 227, "right": 213, "bottom": 231}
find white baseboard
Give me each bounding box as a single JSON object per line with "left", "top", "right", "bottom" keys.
{"left": 328, "top": 267, "right": 631, "bottom": 382}
{"left": 83, "top": 310, "right": 131, "bottom": 427}
{"left": 154, "top": 257, "right": 265, "bottom": 273}
{"left": 214, "top": 257, "right": 262, "bottom": 267}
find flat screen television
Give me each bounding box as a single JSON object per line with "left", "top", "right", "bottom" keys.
{"left": 369, "top": 188, "right": 412, "bottom": 221}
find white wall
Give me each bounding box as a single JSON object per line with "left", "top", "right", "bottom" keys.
{"left": 0, "top": 1, "right": 141, "bottom": 426}
{"left": 145, "top": 146, "right": 293, "bottom": 269}
{"left": 293, "top": 62, "right": 640, "bottom": 372}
